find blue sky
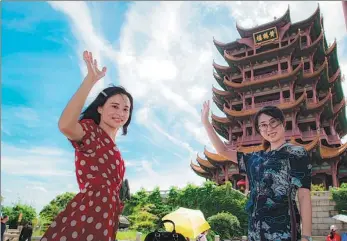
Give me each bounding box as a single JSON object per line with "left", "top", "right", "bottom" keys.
{"left": 2, "top": 1, "right": 347, "bottom": 213}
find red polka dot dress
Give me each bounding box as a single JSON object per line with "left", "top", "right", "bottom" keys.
{"left": 40, "top": 119, "right": 126, "bottom": 241}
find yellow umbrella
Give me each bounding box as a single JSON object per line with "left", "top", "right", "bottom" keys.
{"left": 162, "top": 207, "right": 211, "bottom": 239}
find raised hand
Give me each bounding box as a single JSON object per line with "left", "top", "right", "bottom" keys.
{"left": 201, "top": 100, "right": 211, "bottom": 126}
{"left": 83, "top": 51, "right": 107, "bottom": 83}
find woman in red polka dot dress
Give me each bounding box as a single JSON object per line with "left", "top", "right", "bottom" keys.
{"left": 40, "top": 51, "right": 133, "bottom": 241}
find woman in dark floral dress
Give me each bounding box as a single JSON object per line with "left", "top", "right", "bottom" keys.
{"left": 201, "top": 103, "right": 312, "bottom": 241}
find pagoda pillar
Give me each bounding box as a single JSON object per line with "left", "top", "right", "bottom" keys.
{"left": 331, "top": 160, "right": 340, "bottom": 187}
{"left": 315, "top": 111, "right": 322, "bottom": 134}
{"left": 228, "top": 126, "right": 232, "bottom": 143}
{"left": 250, "top": 63, "right": 254, "bottom": 81}
{"left": 312, "top": 80, "right": 318, "bottom": 103}
{"left": 242, "top": 67, "right": 246, "bottom": 81}
{"left": 292, "top": 112, "right": 297, "bottom": 134}
{"left": 288, "top": 53, "right": 293, "bottom": 72}
{"left": 242, "top": 121, "right": 246, "bottom": 137}
{"left": 329, "top": 120, "right": 337, "bottom": 136}
{"left": 309, "top": 55, "right": 314, "bottom": 73}
{"left": 242, "top": 94, "right": 246, "bottom": 109}
{"left": 307, "top": 23, "right": 313, "bottom": 45}
{"left": 277, "top": 57, "right": 282, "bottom": 74}
{"left": 279, "top": 82, "right": 284, "bottom": 103}
{"left": 289, "top": 81, "right": 294, "bottom": 101}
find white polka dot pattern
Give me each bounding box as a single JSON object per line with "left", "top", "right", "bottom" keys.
{"left": 40, "top": 119, "right": 125, "bottom": 241}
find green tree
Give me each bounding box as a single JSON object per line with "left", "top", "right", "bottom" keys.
{"left": 123, "top": 188, "right": 149, "bottom": 216}
{"left": 128, "top": 204, "right": 158, "bottom": 233}
{"left": 207, "top": 212, "right": 241, "bottom": 239}
{"left": 39, "top": 192, "right": 75, "bottom": 223}
{"left": 2, "top": 203, "right": 37, "bottom": 228}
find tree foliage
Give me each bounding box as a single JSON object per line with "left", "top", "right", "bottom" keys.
{"left": 332, "top": 183, "right": 347, "bottom": 215}
{"left": 207, "top": 212, "right": 241, "bottom": 239}
{"left": 1, "top": 203, "right": 37, "bottom": 228}
{"left": 39, "top": 192, "right": 75, "bottom": 223}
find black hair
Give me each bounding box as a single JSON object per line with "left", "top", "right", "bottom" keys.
{"left": 80, "top": 86, "right": 134, "bottom": 135}
{"left": 253, "top": 106, "right": 285, "bottom": 150}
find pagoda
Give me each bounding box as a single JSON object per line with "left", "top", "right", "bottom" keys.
{"left": 191, "top": 5, "right": 347, "bottom": 191}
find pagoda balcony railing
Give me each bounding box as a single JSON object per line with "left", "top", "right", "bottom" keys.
{"left": 301, "top": 129, "right": 325, "bottom": 139}
{"left": 244, "top": 69, "right": 289, "bottom": 82}
{"left": 244, "top": 98, "right": 291, "bottom": 110}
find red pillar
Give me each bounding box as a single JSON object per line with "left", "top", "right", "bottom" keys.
{"left": 343, "top": 1, "right": 347, "bottom": 31}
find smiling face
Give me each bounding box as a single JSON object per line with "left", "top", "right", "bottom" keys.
{"left": 97, "top": 94, "right": 131, "bottom": 130}
{"left": 258, "top": 113, "right": 286, "bottom": 143}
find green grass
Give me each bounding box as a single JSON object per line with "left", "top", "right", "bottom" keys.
{"left": 117, "top": 230, "right": 148, "bottom": 241}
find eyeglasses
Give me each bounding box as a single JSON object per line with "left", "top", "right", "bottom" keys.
{"left": 258, "top": 118, "right": 281, "bottom": 132}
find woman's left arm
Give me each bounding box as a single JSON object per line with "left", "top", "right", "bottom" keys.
{"left": 289, "top": 146, "right": 313, "bottom": 240}
{"left": 298, "top": 188, "right": 312, "bottom": 237}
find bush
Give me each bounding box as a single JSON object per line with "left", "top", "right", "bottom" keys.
{"left": 311, "top": 183, "right": 325, "bottom": 192}
{"left": 207, "top": 212, "right": 241, "bottom": 240}
{"left": 332, "top": 183, "right": 347, "bottom": 215}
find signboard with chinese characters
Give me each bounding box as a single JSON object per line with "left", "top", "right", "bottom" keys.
{"left": 253, "top": 27, "right": 279, "bottom": 46}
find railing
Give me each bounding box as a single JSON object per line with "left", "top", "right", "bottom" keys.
{"left": 244, "top": 98, "right": 291, "bottom": 110}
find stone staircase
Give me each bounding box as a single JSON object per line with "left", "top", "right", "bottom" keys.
{"left": 310, "top": 191, "right": 347, "bottom": 236}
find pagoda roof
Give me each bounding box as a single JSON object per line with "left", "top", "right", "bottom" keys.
{"left": 196, "top": 154, "right": 217, "bottom": 170}
{"left": 212, "top": 86, "right": 235, "bottom": 99}
{"left": 295, "top": 30, "right": 324, "bottom": 57}
{"left": 320, "top": 143, "right": 347, "bottom": 159}
{"left": 300, "top": 58, "right": 328, "bottom": 86}
{"left": 223, "top": 61, "right": 303, "bottom": 91}
{"left": 237, "top": 144, "right": 264, "bottom": 153}
{"left": 213, "top": 61, "right": 239, "bottom": 77}
{"left": 333, "top": 98, "right": 346, "bottom": 116}
{"left": 235, "top": 6, "right": 291, "bottom": 38}
{"left": 213, "top": 72, "right": 228, "bottom": 90}
{"left": 329, "top": 68, "right": 341, "bottom": 85}
{"left": 213, "top": 38, "right": 241, "bottom": 56}
{"left": 190, "top": 162, "right": 212, "bottom": 179}
{"left": 224, "top": 31, "right": 300, "bottom": 66}
{"left": 223, "top": 90, "right": 307, "bottom": 119}
{"left": 290, "top": 4, "right": 320, "bottom": 31}
{"left": 306, "top": 88, "right": 332, "bottom": 112}
{"left": 326, "top": 39, "right": 337, "bottom": 56}
{"left": 290, "top": 134, "right": 321, "bottom": 151}
{"left": 204, "top": 146, "right": 231, "bottom": 163}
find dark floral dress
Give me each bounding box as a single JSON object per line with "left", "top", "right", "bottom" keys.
{"left": 238, "top": 143, "right": 312, "bottom": 241}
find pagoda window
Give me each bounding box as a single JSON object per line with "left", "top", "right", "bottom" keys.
{"left": 248, "top": 50, "right": 254, "bottom": 56}
{"left": 301, "top": 36, "right": 308, "bottom": 48}
{"left": 246, "top": 127, "right": 252, "bottom": 136}
{"left": 234, "top": 52, "right": 246, "bottom": 58}
{"left": 304, "top": 61, "right": 310, "bottom": 72}
{"left": 256, "top": 43, "right": 280, "bottom": 54}
{"left": 253, "top": 64, "right": 278, "bottom": 78}
{"left": 245, "top": 71, "right": 251, "bottom": 80}
{"left": 281, "top": 62, "right": 288, "bottom": 72}
{"left": 323, "top": 126, "right": 331, "bottom": 135}
{"left": 283, "top": 90, "right": 290, "bottom": 99}
{"left": 286, "top": 121, "right": 293, "bottom": 131}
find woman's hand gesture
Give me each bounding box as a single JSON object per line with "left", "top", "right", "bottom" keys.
{"left": 83, "top": 51, "right": 107, "bottom": 83}
{"left": 201, "top": 100, "right": 211, "bottom": 126}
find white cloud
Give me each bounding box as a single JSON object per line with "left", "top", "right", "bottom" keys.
{"left": 1, "top": 142, "right": 74, "bottom": 177}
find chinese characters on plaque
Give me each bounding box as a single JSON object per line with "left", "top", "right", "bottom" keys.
{"left": 253, "top": 27, "right": 279, "bottom": 45}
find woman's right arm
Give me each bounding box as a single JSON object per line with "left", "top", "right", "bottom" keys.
{"left": 58, "top": 51, "right": 107, "bottom": 141}
{"left": 201, "top": 100, "right": 236, "bottom": 161}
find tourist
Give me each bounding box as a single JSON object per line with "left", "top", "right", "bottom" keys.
{"left": 201, "top": 103, "right": 312, "bottom": 241}
{"left": 40, "top": 51, "right": 133, "bottom": 241}
{"left": 1, "top": 215, "right": 9, "bottom": 241}
{"left": 326, "top": 225, "right": 341, "bottom": 241}
{"left": 19, "top": 222, "right": 33, "bottom": 241}
{"left": 196, "top": 230, "right": 208, "bottom": 241}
